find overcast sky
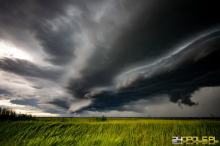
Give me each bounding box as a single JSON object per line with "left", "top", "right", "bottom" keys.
{"left": 0, "top": 0, "right": 220, "bottom": 117}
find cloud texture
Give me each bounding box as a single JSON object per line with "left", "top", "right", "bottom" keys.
{"left": 0, "top": 0, "right": 220, "bottom": 116}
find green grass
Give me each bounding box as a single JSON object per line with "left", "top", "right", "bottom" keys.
{"left": 0, "top": 118, "right": 220, "bottom": 146}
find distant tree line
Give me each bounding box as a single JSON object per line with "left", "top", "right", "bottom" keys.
{"left": 0, "top": 107, "right": 33, "bottom": 120}
{"left": 96, "top": 115, "right": 107, "bottom": 121}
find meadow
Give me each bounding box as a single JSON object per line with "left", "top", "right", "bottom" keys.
{"left": 0, "top": 118, "right": 220, "bottom": 146}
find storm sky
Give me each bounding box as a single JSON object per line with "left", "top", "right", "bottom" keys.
{"left": 0, "top": 0, "right": 220, "bottom": 117}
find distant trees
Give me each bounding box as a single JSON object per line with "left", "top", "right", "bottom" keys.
{"left": 0, "top": 107, "right": 33, "bottom": 120}
{"left": 96, "top": 115, "right": 107, "bottom": 121}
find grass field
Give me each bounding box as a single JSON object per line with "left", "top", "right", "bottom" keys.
{"left": 0, "top": 118, "right": 220, "bottom": 146}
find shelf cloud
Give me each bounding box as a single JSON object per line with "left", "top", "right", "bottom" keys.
{"left": 0, "top": 0, "right": 220, "bottom": 116}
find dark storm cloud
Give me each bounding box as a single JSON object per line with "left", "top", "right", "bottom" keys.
{"left": 48, "top": 99, "right": 70, "bottom": 110}
{"left": 0, "top": 89, "right": 11, "bottom": 96}
{"left": 0, "top": 0, "right": 82, "bottom": 65}
{"left": 68, "top": 0, "right": 220, "bottom": 99}
{"left": 0, "top": 58, "right": 61, "bottom": 80}
{"left": 1, "top": 0, "right": 220, "bottom": 115}
{"left": 104, "top": 0, "right": 219, "bottom": 78}
{"left": 76, "top": 30, "right": 220, "bottom": 112}
{"left": 10, "top": 98, "right": 38, "bottom": 107}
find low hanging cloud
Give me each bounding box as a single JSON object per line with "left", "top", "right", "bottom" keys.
{"left": 0, "top": 58, "right": 61, "bottom": 80}
{"left": 0, "top": 0, "right": 220, "bottom": 116}
{"left": 75, "top": 30, "right": 220, "bottom": 112}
